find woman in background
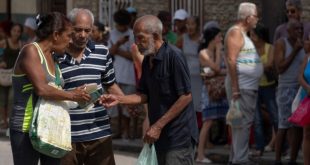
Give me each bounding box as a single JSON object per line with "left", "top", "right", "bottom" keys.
{"left": 0, "top": 22, "right": 23, "bottom": 129}
{"left": 196, "top": 26, "right": 228, "bottom": 163}
{"left": 249, "top": 24, "right": 278, "bottom": 157}
{"left": 176, "top": 16, "right": 203, "bottom": 120}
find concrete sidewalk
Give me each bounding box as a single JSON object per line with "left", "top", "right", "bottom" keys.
{"left": 112, "top": 138, "right": 304, "bottom": 165}
{"left": 0, "top": 129, "right": 304, "bottom": 165}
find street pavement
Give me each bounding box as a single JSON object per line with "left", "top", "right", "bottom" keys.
{"left": 0, "top": 128, "right": 305, "bottom": 165}
{"left": 112, "top": 138, "right": 305, "bottom": 165}
{"left": 0, "top": 129, "right": 138, "bottom": 165}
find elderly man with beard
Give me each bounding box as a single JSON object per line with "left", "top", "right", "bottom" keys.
{"left": 100, "top": 15, "right": 199, "bottom": 165}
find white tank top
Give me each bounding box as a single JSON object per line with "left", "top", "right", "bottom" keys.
{"left": 278, "top": 38, "right": 305, "bottom": 87}
{"left": 226, "top": 26, "right": 263, "bottom": 90}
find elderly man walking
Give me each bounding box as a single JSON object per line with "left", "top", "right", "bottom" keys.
{"left": 224, "top": 2, "right": 263, "bottom": 165}
{"left": 100, "top": 15, "right": 199, "bottom": 165}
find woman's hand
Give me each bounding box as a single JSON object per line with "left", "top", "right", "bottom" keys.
{"left": 69, "top": 86, "right": 91, "bottom": 102}
{"left": 216, "top": 42, "right": 223, "bottom": 53}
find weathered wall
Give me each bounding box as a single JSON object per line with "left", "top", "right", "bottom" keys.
{"left": 202, "top": 0, "right": 261, "bottom": 32}
{"left": 302, "top": 0, "right": 310, "bottom": 21}
{"left": 131, "top": 0, "right": 310, "bottom": 41}
{"left": 71, "top": 0, "right": 99, "bottom": 20}
{"left": 68, "top": 0, "right": 310, "bottom": 27}
{"left": 133, "top": 0, "right": 169, "bottom": 17}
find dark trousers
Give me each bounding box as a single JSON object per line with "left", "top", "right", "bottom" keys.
{"left": 156, "top": 140, "right": 195, "bottom": 165}
{"left": 10, "top": 129, "right": 60, "bottom": 165}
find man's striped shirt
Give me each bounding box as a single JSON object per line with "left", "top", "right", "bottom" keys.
{"left": 58, "top": 41, "right": 115, "bottom": 142}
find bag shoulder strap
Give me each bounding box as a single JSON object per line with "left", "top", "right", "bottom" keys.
{"left": 54, "top": 63, "right": 61, "bottom": 87}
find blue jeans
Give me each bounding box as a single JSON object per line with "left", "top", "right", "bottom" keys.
{"left": 254, "top": 85, "right": 278, "bottom": 151}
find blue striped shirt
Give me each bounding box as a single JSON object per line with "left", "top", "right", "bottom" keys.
{"left": 58, "top": 41, "right": 115, "bottom": 142}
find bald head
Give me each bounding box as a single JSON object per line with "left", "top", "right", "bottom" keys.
{"left": 133, "top": 15, "right": 163, "bottom": 38}
{"left": 287, "top": 18, "right": 303, "bottom": 39}
{"left": 287, "top": 18, "right": 302, "bottom": 30}
{"left": 132, "top": 15, "right": 164, "bottom": 56}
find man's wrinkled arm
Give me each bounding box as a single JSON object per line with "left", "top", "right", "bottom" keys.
{"left": 151, "top": 93, "right": 192, "bottom": 130}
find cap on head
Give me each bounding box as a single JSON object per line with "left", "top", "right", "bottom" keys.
{"left": 173, "top": 9, "right": 189, "bottom": 21}
{"left": 24, "top": 17, "right": 38, "bottom": 30}
{"left": 126, "top": 7, "right": 137, "bottom": 14}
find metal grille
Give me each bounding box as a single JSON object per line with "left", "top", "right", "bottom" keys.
{"left": 170, "top": 0, "right": 204, "bottom": 31}
{"left": 99, "top": 0, "right": 133, "bottom": 27}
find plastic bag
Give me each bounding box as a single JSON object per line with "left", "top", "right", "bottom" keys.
{"left": 226, "top": 100, "right": 243, "bottom": 128}
{"left": 288, "top": 97, "right": 310, "bottom": 126}
{"left": 291, "top": 87, "right": 302, "bottom": 113}
{"left": 135, "top": 144, "right": 158, "bottom": 165}
{"left": 29, "top": 98, "right": 72, "bottom": 158}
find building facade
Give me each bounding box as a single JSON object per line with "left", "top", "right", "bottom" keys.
{"left": 0, "top": 0, "right": 309, "bottom": 40}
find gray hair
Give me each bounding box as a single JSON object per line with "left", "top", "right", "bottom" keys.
{"left": 237, "top": 2, "right": 257, "bottom": 20}
{"left": 286, "top": 0, "right": 302, "bottom": 11}
{"left": 135, "top": 15, "right": 163, "bottom": 37}
{"left": 67, "top": 8, "right": 94, "bottom": 25}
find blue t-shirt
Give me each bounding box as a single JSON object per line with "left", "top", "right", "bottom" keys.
{"left": 58, "top": 41, "right": 116, "bottom": 142}
{"left": 301, "top": 58, "right": 310, "bottom": 99}
{"left": 138, "top": 42, "right": 199, "bottom": 151}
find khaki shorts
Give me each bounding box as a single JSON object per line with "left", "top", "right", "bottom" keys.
{"left": 61, "top": 136, "right": 115, "bottom": 165}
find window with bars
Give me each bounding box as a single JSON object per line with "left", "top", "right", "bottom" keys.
{"left": 99, "top": 0, "right": 204, "bottom": 30}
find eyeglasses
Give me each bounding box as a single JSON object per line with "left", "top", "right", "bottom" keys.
{"left": 286, "top": 9, "right": 296, "bottom": 14}
{"left": 249, "top": 14, "right": 259, "bottom": 20}
{"left": 252, "top": 14, "right": 258, "bottom": 18}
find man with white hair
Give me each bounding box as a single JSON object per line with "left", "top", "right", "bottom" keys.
{"left": 224, "top": 2, "right": 262, "bottom": 164}
{"left": 58, "top": 8, "right": 124, "bottom": 165}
